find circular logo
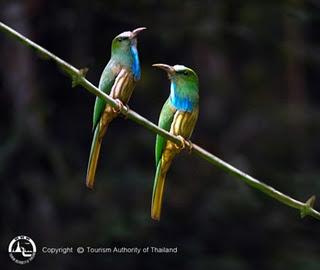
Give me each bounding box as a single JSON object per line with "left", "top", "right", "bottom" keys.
{"left": 8, "top": 235, "right": 36, "bottom": 264}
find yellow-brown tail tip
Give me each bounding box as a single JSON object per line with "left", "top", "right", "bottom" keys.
{"left": 151, "top": 209, "right": 161, "bottom": 221}
{"left": 151, "top": 160, "right": 168, "bottom": 222}
{"left": 86, "top": 161, "right": 97, "bottom": 190}
{"left": 86, "top": 179, "right": 94, "bottom": 190}
{"left": 86, "top": 125, "right": 103, "bottom": 191}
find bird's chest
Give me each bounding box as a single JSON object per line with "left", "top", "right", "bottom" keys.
{"left": 101, "top": 69, "right": 136, "bottom": 123}
{"left": 170, "top": 109, "right": 198, "bottom": 138}
{"left": 109, "top": 69, "right": 136, "bottom": 104}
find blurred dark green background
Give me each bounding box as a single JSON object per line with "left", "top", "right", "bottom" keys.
{"left": 1, "top": 0, "right": 320, "bottom": 269}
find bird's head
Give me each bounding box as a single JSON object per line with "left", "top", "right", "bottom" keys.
{"left": 111, "top": 27, "right": 146, "bottom": 55}
{"left": 153, "top": 64, "right": 199, "bottom": 91}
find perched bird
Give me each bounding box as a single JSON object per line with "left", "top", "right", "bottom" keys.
{"left": 86, "top": 27, "right": 146, "bottom": 189}
{"left": 151, "top": 64, "right": 199, "bottom": 221}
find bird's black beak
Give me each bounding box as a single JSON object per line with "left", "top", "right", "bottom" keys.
{"left": 152, "top": 64, "right": 175, "bottom": 75}
{"left": 131, "top": 27, "right": 146, "bottom": 39}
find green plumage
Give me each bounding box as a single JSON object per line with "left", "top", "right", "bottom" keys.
{"left": 92, "top": 60, "right": 118, "bottom": 130}
{"left": 155, "top": 99, "right": 176, "bottom": 166}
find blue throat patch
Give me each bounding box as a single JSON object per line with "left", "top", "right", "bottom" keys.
{"left": 130, "top": 46, "right": 141, "bottom": 80}
{"left": 170, "top": 82, "right": 193, "bottom": 112}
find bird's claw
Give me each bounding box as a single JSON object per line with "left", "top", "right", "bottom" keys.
{"left": 112, "top": 99, "right": 124, "bottom": 113}
{"left": 113, "top": 99, "right": 124, "bottom": 114}
{"left": 112, "top": 99, "right": 123, "bottom": 114}
{"left": 112, "top": 99, "right": 129, "bottom": 118}
{"left": 176, "top": 135, "right": 193, "bottom": 153}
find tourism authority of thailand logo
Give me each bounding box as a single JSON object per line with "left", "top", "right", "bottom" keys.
{"left": 8, "top": 235, "right": 36, "bottom": 264}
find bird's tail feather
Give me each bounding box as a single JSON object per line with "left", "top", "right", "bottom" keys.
{"left": 86, "top": 123, "right": 106, "bottom": 189}
{"left": 151, "top": 160, "right": 170, "bottom": 221}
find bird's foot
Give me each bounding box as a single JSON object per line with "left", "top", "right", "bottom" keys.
{"left": 113, "top": 99, "right": 129, "bottom": 118}
{"left": 112, "top": 99, "right": 124, "bottom": 114}
{"left": 176, "top": 135, "right": 193, "bottom": 153}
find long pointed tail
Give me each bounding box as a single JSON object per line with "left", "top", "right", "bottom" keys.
{"left": 151, "top": 159, "right": 172, "bottom": 221}
{"left": 86, "top": 123, "right": 106, "bottom": 189}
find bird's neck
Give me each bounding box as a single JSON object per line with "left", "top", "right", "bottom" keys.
{"left": 111, "top": 45, "right": 140, "bottom": 81}
{"left": 169, "top": 81, "right": 198, "bottom": 112}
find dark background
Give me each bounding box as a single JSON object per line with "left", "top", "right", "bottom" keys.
{"left": 1, "top": 0, "right": 320, "bottom": 269}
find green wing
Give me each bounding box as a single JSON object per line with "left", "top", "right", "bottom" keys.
{"left": 155, "top": 99, "right": 176, "bottom": 166}
{"left": 92, "top": 60, "right": 119, "bottom": 130}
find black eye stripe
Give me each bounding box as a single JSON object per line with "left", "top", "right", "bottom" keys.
{"left": 118, "top": 37, "right": 128, "bottom": 42}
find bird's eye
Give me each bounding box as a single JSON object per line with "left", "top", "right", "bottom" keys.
{"left": 183, "top": 70, "right": 189, "bottom": 76}
{"left": 118, "top": 36, "right": 129, "bottom": 42}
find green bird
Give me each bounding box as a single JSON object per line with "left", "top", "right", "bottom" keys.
{"left": 151, "top": 64, "right": 199, "bottom": 221}
{"left": 86, "top": 27, "right": 146, "bottom": 189}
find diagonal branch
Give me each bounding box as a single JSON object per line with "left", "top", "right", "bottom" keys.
{"left": 1, "top": 21, "right": 319, "bottom": 220}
